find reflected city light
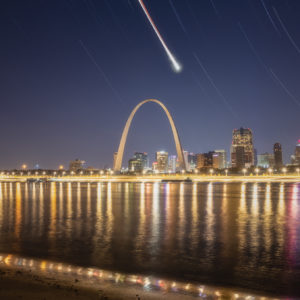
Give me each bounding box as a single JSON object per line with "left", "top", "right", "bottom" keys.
{"left": 15, "top": 183, "right": 21, "bottom": 239}
{"left": 252, "top": 183, "right": 258, "bottom": 216}
{"left": 0, "top": 184, "right": 2, "bottom": 229}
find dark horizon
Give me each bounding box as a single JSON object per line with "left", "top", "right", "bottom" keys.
{"left": 1, "top": 0, "right": 300, "bottom": 169}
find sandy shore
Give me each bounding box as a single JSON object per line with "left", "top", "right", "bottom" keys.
{"left": 0, "top": 267, "right": 201, "bottom": 300}
{"left": 0, "top": 253, "right": 277, "bottom": 299}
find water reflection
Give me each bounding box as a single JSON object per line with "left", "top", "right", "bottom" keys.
{"left": 0, "top": 182, "right": 299, "bottom": 297}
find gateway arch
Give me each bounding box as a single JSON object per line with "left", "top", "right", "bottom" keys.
{"left": 114, "top": 99, "right": 186, "bottom": 172}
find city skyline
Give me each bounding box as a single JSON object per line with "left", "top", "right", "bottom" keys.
{"left": 1, "top": 1, "right": 300, "bottom": 169}
{"left": 1, "top": 120, "right": 300, "bottom": 171}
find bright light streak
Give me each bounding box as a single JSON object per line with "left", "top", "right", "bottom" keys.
{"left": 138, "top": 0, "right": 182, "bottom": 72}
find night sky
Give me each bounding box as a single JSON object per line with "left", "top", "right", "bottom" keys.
{"left": 1, "top": 0, "right": 300, "bottom": 169}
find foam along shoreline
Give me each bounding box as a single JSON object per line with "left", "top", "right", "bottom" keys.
{"left": 0, "top": 253, "right": 277, "bottom": 299}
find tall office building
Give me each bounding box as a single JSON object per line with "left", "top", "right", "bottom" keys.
{"left": 291, "top": 140, "right": 300, "bottom": 165}
{"left": 196, "top": 152, "right": 214, "bottom": 169}
{"left": 134, "top": 152, "right": 148, "bottom": 169}
{"left": 273, "top": 143, "right": 283, "bottom": 169}
{"left": 254, "top": 148, "right": 258, "bottom": 166}
{"left": 168, "top": 155, "right": 177, "bottom": 173}
{"left": 155, "top": 151, "right": 168, "bottom": 173}
{"left": 196, "top": 153, "right": 205, "bottom": 169}
{"left": 231, "top": 128, "right": 254, "bottom": 168}
{"left": 214, "top": 150, "right": 227, "bottom": 169}
{"left": 128, "top": 152, "right": 148, "bottom": 172}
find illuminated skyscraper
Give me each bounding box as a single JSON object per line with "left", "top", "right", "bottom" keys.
{"left": 168, "top": 155, "right": 177, "bottom": 173}
{"left": 196, "top": 152, "right": 214, "bottom": 169}
{"left": 273, "top": 143, "right": 283, "bottom": 169}
{"left": 231, "top": 128, "right": 254, "bottom": 168}
{"left": 155, "top": 151, "right": 168, "bottom": 173}
{"left": 128, "top": 152, "right": 148, "bottom": 172}
{"left": 291, "top": 140, "right": 300, "bottom": 166}
{"left": 214, "top": 150, "right": 227, "bottom": 169}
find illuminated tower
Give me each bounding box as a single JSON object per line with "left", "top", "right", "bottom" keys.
{"left": 291, "top": 140, "right": 300, "bottom": 166}
{"left": 156, "top": 151, "right": 168, "bottom": 173}
{"left": 128, "top": 152, "right": 148, "bottom": 173}
{"left": 168, "top": 155, "right": 177, "bottom": 173}
{"left": 214, "top": 150, "right": 227, "bottom": 169}
{"left": 273, "top": 143, "right": 283, "bottom": 169}
{"left": 231, "top": 128, "right": 254, "bottom": 168}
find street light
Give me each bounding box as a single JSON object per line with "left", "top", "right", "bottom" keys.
{"left": 59, "top": 165, "right": 64, "bottom": 170}
{"left": 181, "top": 170, "right": 185, "bottom": 174}
{"left": 194, "top": 169, "right": 198, "bottom": 174}
{"left": 22, "top": 164, "right": 27, "bottom": 170}
{"left": 268, "top": 168, "right": 273, "bottom": 175}
{"left": 90, "top": 171, "right": 93, "bottom": 175}
{"left": 53, "top": 171, "right": 57, "bottom": 176}
{"left": 100, "top": 170, "right": 104, "bottom": 175}
{"left": 282, "top": 167, "right": 287, "bottom": 176}
{"left": 225, "top": 169, "right": 228, "bottom": 176}
{"left": 242, "top": 168, "right": 247, "bottom": 176}
{"left": 296, "top": 168, "right": 300, "bottom": 176}
{"left": 255, "top": 168, "right": 259, "bottom": 176}
{"left": 209, "top": 169, "right": 214, "bottom": 176}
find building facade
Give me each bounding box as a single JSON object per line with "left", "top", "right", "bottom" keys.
{"left": 188, "top": 153, "right": 197, "bottom": 170}
{"left": 69, "top": 159, "right": 85, "bottom": 172}
{"left": 196, "top": 152, "right": 214, "bottom": 169}
{"left": 155, "top": 151, "right": 169, "bottom": 173}
{"left": 214, "top": 150, "right": 227, "bottom": 169}
{"left": 257, "top": 153, "right": 274, "bottom": 168}
{"left": 128, "top": 152, "right": 148, "bottom": 172}
{"left": 168, "top": 155, "right": 177, "bottom": 173}
{"left": 273, "top": 143, "right": 283, "bottom": 169}
{"left": 231, "top": 128, "right": 254, "bottom": 168}
{"left": 291, "top": 140, "right": 300, "bottom": 165}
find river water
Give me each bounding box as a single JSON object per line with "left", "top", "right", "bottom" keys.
{"left": 0, "top": 181, "right": 299, "bottom": 297}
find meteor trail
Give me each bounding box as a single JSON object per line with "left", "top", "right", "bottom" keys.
{"left": 138, "top": 0, "right": 182, "bottom": 72}
{"left": 273, "top": 7, "right": 300, "bottom": 55}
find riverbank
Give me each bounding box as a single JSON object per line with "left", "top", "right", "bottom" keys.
{"left": 0, "top": 266, "right": 190, "bottom": 300}
{"left": 0, "top": 253, "right": 275, "bottom": 300}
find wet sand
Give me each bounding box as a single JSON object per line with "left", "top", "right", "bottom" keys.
{"left": 0, "top": 253, "right": 277, "bottom": 299}
{"left": 0, "top": 267, "right": 196, "bottom": 300}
